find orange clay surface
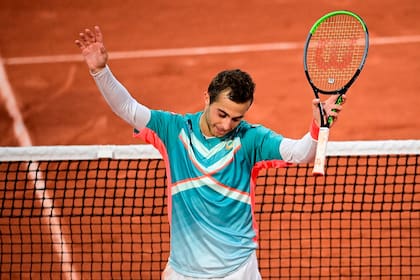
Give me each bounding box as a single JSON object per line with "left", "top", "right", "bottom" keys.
{"left": 0, "top": 0, "right": 419, "bottom": 145}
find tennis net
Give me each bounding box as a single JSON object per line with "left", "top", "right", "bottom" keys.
{"left": 0, "top": 140, "right": 419, "bottom": 279}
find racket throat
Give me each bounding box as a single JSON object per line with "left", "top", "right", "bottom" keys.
{"left": 318, "top": 102, "right": 329, "bottom": 128}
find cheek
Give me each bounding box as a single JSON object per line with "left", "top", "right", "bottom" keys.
{"left": 207, "top": 109, "right": 219, "bottom": 124}
{"left": 204, "top": 110, "right": 215, "bottom": 128}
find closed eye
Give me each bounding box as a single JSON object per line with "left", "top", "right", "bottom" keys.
{"left": 218, "top": 109, "right": 243, "bottom": 122}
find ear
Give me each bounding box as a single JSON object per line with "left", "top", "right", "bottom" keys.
{"left": 204, "top": 91, "right": 210, "bottom": 106}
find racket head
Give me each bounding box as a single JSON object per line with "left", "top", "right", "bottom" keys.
{"left": 304, "top": 10, "right": 369, "bottom": 95}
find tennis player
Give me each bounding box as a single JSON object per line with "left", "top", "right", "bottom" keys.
{"left": 75, "top": 26, "right": 344, "bottom": 280}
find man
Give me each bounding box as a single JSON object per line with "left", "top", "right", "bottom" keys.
{"left": 75, "top": 26, "right": 343, "bottom": 280}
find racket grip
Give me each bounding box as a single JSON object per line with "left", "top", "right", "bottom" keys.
{"left": 312, "top": 127, "right": 329, "bottom": 176}
{"left": 327, "top": 95, "right": 343, "bottom": 126}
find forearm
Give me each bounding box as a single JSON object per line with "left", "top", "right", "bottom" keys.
{"left": 91, "top": 65, "right": 151, "bottom": 129}
{"left": 279, "top": 120, "right": 319, "bottom": 163}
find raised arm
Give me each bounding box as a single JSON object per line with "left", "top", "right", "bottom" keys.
{"left": 75, "top": 26, "right": 150, "bottom": 130}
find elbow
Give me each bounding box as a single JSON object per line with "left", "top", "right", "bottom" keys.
{"left": 280, "top": 135, "right": 317, "bottom": 164}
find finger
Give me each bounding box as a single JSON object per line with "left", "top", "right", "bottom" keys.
{"left": 74, "top": 39, "right": 85, "bottom": 49}
{"left": 312, "top": 99, "right": 324, "bottom": 116}
{"left": 328, "top": 109, "right": 339, "bottom": 117}
{"left": 94, "top": 26, "right": 104, "bottom": 43}
{"left": 85, "top": 28, "right": 96, "bottom": 43}
{"left": 340, "top": 94, "right": 347, "bottom": 103}
{"left": 79, "top": 32, "right": 90, "bottom": 44}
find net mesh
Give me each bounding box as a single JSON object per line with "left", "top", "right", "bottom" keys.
{"left": 0, "top": 141, "right": 419, "bottom": 279}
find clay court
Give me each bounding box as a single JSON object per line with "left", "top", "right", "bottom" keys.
{"left": 1, "top": 0, "right": 419, "bottom": 146}
{"left": 0, "top": 1, "right": 419, "bottom": 279}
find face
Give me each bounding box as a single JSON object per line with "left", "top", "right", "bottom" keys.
{"left": 200, "top": 90, "right": 252, "bottom": 137}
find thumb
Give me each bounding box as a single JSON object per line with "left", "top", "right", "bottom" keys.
{"left": 312, "top": 98, "right": 323, "bottom": 126}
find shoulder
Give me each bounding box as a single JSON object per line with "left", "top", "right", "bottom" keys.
{"left": 150, "top": 110, "right": 199, "bottom": 120}
{"left": 234, "top": 121, "right": 283, "bottom": 161}
{"left": 144, "top": 110, "right": 186, "bottom": 133}
{"left": 150, "top": 109, "right": 182, "bottom": 119}
{"left": 236, "top": 121, "right": 274, "bottom": 136}
{"left": 236, "top": 121, "right": 283, "bottom": 145}
{"left": 147, "top": 110, "right": 203, "bottom": 131}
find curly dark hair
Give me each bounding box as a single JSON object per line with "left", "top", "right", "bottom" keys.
{"left": 207, "top": 69, "right": 255, "bottom": 104}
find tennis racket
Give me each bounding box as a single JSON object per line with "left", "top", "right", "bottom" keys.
{"left": 304, "top": 10, "right": 369, "bottom": 176}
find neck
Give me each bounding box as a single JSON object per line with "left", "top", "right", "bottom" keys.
{"left": 199, "top": 112, "right": 213, "bottom": 137}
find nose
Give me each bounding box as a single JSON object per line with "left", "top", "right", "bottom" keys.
{"left": 221, "top": 118, "right": 233, "bottom": 131}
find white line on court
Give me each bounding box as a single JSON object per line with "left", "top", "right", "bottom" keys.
{"left": 3, "top": 35, "right": 420, "bottom": 65}
{"left": 0, "top": 58, "right": 79, "bottom": 280}
{"left": 0, "top": 58, "right": 32, "bottom": 145}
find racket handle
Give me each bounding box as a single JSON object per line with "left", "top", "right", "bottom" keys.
{"left": 313, "top": 127, "right": 329, "bottom": 176}
{"left": 327, "top": 95, "right": 343, "bottom": 126}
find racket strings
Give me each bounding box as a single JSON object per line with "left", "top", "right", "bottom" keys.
{"left": 307, "top": 15, "right": 367, "bottom": 92}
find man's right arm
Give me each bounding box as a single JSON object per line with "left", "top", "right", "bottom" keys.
{"left": 92, "top": 65, "right": 151, "bottom": 130}
{"left": 75, "top": 26, "right": 150, "bottom": 130}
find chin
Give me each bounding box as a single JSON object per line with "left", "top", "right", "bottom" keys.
{"left": 213, "top": 130, "right": 228, "bottom": 137}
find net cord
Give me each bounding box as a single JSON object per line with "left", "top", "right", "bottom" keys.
{"left": 0, "top": 140, "right": 418, "bottom": 162}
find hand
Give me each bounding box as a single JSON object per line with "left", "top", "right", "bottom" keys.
{"left": 75, "top": 26, "right": 108, "bottom": 74}
{"left": 312, "top": 94, "right": 346, "bottom": 127}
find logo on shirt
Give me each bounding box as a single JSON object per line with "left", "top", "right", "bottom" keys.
{"left": 225, "top": 140, "right": 234, "bottom": 150}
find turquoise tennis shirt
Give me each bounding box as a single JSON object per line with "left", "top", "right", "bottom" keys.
{"left": 135, "top": 110, "right": 284, "bottom": 278}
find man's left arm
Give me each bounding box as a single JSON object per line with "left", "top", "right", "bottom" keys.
{"left": 279, "top": 119, "right": 319, "bottom": 163}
